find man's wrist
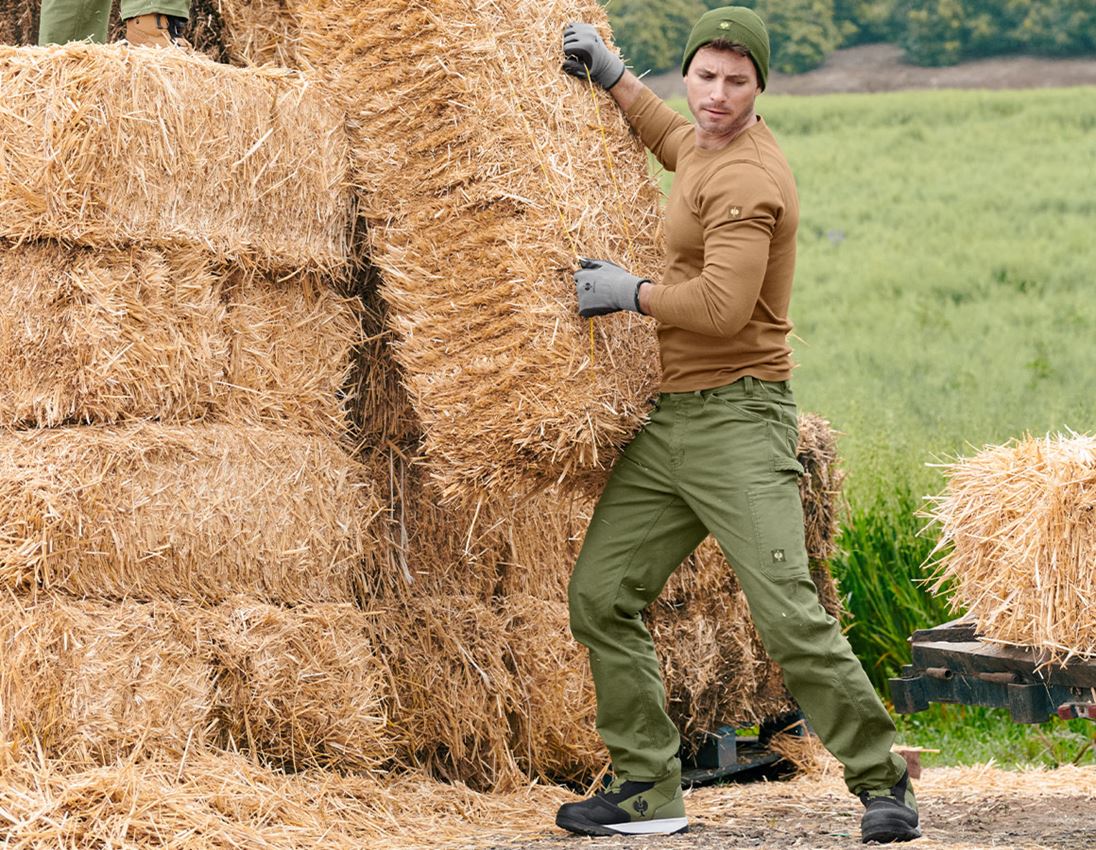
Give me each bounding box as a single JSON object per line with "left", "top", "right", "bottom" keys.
{"left": 636, "top": 280, "right": 653, "bottom": 315}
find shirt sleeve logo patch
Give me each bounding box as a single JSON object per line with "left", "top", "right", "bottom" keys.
{"left": 729, "top": 205, "right": 742, "bottom": 218}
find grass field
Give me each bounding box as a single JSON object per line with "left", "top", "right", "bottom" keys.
{"left": 661, "top": 87, "right": 1096, "bottom": 766}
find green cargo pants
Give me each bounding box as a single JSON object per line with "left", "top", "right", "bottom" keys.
{"left": 568, "top": 376, "right": 907, "bottom": 795}
{"left": 39, "top": 0, "right": 190, "bottom": 46}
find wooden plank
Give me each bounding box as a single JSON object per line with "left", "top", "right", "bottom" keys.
{"left": 911, "top": 640, "right": 1096, "bottom": 689}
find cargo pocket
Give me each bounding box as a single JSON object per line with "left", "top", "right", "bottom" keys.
{"left": 769, "top": 419, "right": 804, "bottom": 475}
{"left": 747, "top": 482, "right": 810, "bottom": 582}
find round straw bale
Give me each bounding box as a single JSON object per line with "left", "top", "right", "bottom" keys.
{"left": 0, "top": 43, "right": 350, "bottom": 275}
{"left": 0, "top": 241, "right": 228, "bottom": 428}
{"left": 503, "top": 594, "right": 603, "bottom": 784}
{"left": 368, "top": 595, "right": 525, "bottom": 791}
{"left": 212, "top": 598, "right": 393, "bottom": 774}
{"left": 926, "top": 433, "right": 1096, "bottom": 662}
{"left": 219, "top": 269, "right": 362, "bottom": 440}
{"left": 0, "top": 422, "right": 381, "bottom": 604}
{"left": 0, "top": 593, "right": 216, "bottom": 768}
{"left": 289, "top": 0, "right": 662, "bottom": 503}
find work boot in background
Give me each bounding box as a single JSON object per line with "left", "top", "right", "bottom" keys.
{"left": 860, "top": 769, "right": 921, "bottom": 843}
{"left": 125, "top": 13, "right": 190, "bottom": 48}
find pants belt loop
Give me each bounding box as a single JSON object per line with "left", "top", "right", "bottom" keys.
{"left": 744, "top": 375, "right": 757, "bottom": 396}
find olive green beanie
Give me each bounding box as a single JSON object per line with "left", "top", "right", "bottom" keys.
{"left": 681, "top": 6, "right": 770, "bottom": 90}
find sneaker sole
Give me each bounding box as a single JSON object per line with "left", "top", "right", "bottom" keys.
{"left": 862, "top": 820, "right": 922, "bottom": 844}
{"left": 556, "top": 813, "right": 689, "bottom": 837}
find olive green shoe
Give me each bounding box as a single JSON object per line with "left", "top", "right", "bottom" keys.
{"left": 860, "top": 769, "right": 921, "bottom": 843}
{"left": 556, "top": 775, "right": 687, "bottom": 836}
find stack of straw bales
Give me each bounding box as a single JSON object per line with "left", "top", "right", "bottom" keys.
{"left": 0, "top": 42, "right": 384, "bottom": 775}
{"left": 927, "top": 433, "right": 1096, "bottom": 663}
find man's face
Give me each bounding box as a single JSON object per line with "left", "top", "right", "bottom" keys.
{"left": 684, "top": 46, "right": 761, "bottom": 141}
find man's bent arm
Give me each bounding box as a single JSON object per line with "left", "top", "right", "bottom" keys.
{"left": 608, "top": 73, "right": 691, "bottom": 173}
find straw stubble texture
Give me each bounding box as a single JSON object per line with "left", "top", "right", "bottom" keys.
{"left": 927, "top": 433, "right": 1096, "bottom": 662}
{"left": 293, "top": 0, "right": 662, "bottom": 502}
{"left": 0, "top": 43, "right": 350, "bottom": 274}
{"left": 0, "top": 422, "right": 380, "bottom": 604}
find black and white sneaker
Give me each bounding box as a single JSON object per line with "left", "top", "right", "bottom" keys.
{"left": 555, "top": 775, "right": 688, "bottom": 836}
{"left": 860, "top": 769, "right": 922, "bottom": 843}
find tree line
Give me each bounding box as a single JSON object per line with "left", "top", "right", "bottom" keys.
{"left": 607, "top": 1, "right": 1096, "bottom": 75}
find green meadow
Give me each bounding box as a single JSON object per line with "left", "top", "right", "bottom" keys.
{"left": 661, "top": 86, "right": 1096, "bottom": 764}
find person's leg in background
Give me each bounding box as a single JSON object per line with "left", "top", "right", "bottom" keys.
{"left": 38, "top": 0, "right": 191, "bottom": 47}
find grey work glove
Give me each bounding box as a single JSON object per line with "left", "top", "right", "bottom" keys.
{"left": 562, "top": 22, "right": 626, "bottom": 90}
{"left": 574, "top": 258, "right": 649, "bottom": 318}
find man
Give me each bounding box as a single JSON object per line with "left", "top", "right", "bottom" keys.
{"left": 39, "top": 0, "right": 190, "bottom": 48}
{"left": 556, "top": 7, "right": 921, "bottom": 844}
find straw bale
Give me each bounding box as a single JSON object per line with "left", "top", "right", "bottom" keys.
{"left": 926, "top": 433, "right": 1096, "bottom": 663}
{"left": 220, "top": 269, "right": 362, "bottom": 439}
{"left": 0, "top": 1, "right": 36, "bottom": 46}
{"left": 0, "top": 43, "right": 350, "bottom": 274}
{"left": 496, "top": 490, "right": 589, "bottom": 603}
{"left": 361, "top": 448, "right": 508, "bottom": 601}
{"left": 797, "top": 413, "right": 846, "bottom": 562}
{"left": 0, "top": 593, "right": 215, "bottom": 768}
{"left": 369, "top": 595, "right": 525, "bottom": 791}
{"left": 0, "top": 422, "right": 380, "bottom": 604}
{"left": 0, "top": 241, "right": 228, "bottom": 428}
{"left": 504, "top": 594, "right": 602, "bottom": 783}
{"left": 214, "top": 0, "right": 303, "bottom": 67}
{"left": 289, "top": 0, "right": 662, "bottom": 502}
{"left": 212, "top": 599, "right": 393, "bottom": 773}
{"left": 351, "top": 285, "right": 425, "bottom": 452}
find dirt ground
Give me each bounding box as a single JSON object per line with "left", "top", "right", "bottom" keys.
{"left": 645, "top": 43, "right": 1096, "bottom": 99}
{"left": 481, "top": 765, "right": 1096, "bottom": 850}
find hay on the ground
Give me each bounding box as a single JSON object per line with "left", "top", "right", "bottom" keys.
{"left": 220, "top": 269, "right": 362, "bottom": 439}
{"left": 212, "top": 599, "right": 392, "bottom": 773}
{"left": 0, "top": 43, "right": 350, "bottom": 274}
{"left": 292, "top": 0, "right": 662, "bottom": 502}
{"left": 0, "top": 749, "right": 575, "bottom": 850}
{"left": 0, "top": 241, "right": 227, "bottom": 428}
{"left": 0, "top": 422, "right": 380, "bottom": 604}
{"left": 0, "top": 593, "right": 215, "bottom": 768}
{"left": 926, "top": 433, "right": 1096, "bottom": 662}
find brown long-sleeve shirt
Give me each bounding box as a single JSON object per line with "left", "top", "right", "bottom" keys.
{"left": 625, "top": 87, "right": 799, "bottom": 392}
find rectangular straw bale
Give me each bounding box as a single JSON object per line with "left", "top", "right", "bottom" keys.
{"left": 212, "top": 598, "right": 393, "bottom": 774}
{"left": 219, "top": 269, "right": 362, "bottom": 439}
{"left": 369, "top": 595, "right": 525, "bottom": 791}
{"left": 0, "top": 43, "right": 350, "bottom": 274}
{"left": 292, "top": 0, "right": 662, "bottom": 501}
{"left": 360, "top": 448, "right": 510, "bottom": 602}
{"left": 0, "top": 422, "right": 380, "bottom": 604}
{"left": 0, "top": 240, "right": 228, "bottom": 428}
{"left": 926, "top": 433, "right": 1096, "bottom": 662}
{"left": 504, "top": 593, "right": 602, "bottom": 784}
{"left": 0, "top": 593, "right": 215, "bottom": 768}
{"left": 214, "top": 0, "right": 303, "bottom": 67}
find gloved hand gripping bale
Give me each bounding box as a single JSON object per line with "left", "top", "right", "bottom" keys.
{"left": 556, "top": 6, "right": 921, "bottom": 844}
{"left": 562, "top": 23, "right": 625, "bottom": 90}
{"left": 573, "top": 259, "right": 649, "bottom": 318}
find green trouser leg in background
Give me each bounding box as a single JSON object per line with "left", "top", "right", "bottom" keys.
{"left": 38, "top": 0, "right": 190, "bottom": 45}
{"left": 568, "top": 377, "right": 908, "bottom": 794}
